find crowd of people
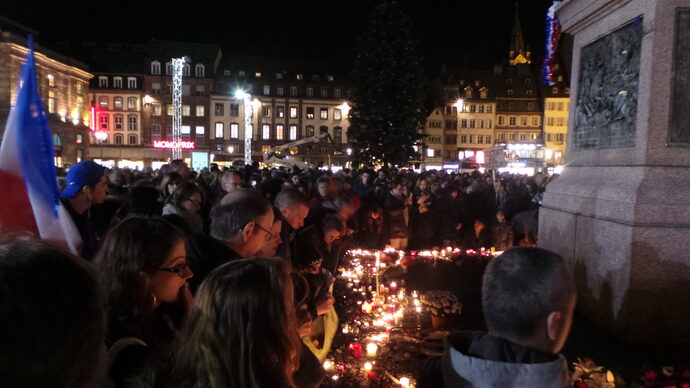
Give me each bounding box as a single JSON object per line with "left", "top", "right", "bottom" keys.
{"left": 0, "top": 159, "right": 576, "bottom": 388}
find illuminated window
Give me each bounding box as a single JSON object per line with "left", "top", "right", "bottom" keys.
{"left": 196, "top": 85, "right": 205, "bottom": 96}
{"left": 76, "top": 134, "right": 83, "bottom": 144}
{"left": 263, "top": 85, "right": 270, "bottom": 95}
{"left": 151, "top": 61, "right": 161, "bottom": 74}
{"left": 427, "top": 149, "right": 434, "bottom": 157}
{"left": 215, "top": 103, "right": 224, "bottom": 116}
{"left": 47, "top": 74, "right": 55, "bottom": 87}
{"left": 289, "top": 125, "right": 297, "bottom": 140}
{"left": 477, "top": 135, "right": 484, "bottom": 144}
{"left": 127, "top": 97, "right": 137, "bottom": 110}
{"left": 334, "top": 109, "right": 342, "bottom": 120}
{"left": 214, "top": 122, "right": 223, "bottom": 138}
{"left": 255, "top": 72, "right": 262, "bottom": 78}
{"left": 196, "top": 105, "right": 205, "bottom": 117}
{"left": 127, "top": 115, "right": 137, "bottom": 131}
{"left": 99, "top": 114, "right": 109, "bottom": 130}
{"left": 320, "top": 108, "right": 328, "bottom": 119}
{"left": 487, "top": 120, "right": 492, "bottom": 129}
{"left": 262, "top": 106, "right": 270, "bottom": 118}
{"left": 276, "top": 124, "right": 284, "bottom": 140}
{"left": 114, "top": 97, "right": 123, "bottom": 109}
{"left": 180, "top": 126, "right": 191, "bottom": 134}
{"left": 76, "top": 83, "right": 83, "bottom": 94}
{"left": 114, "top": 115, "right": 123, "bottom": 130}
{"left": 276, "top": 106, "right": 285, "bottom": 118}
{"left": 262, "top": 124, "right": 270, "bottom": 139}
{"left": 290, "top": 106, "right": 298, "bottom": 118}
{"left": 48, "top": 91, "right": 55, "bottom": 113}
{"left": 296, "top": 74, "right": 303, "bottom": 80}
{"left": 306, "top": 107, "right": 314, "bottom": 119}
{"left": 182, "top": 105, "right": 191, "bottom": 116}
{"left": 167, "top": 104, "right": 173, "bottom": 116}
{"left": 195, "top": 126, "right": 205, "bottom": 134}
{"left": 230, "top": 123, "right": 239, "bottom": 138}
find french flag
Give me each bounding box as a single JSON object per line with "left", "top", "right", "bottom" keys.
{"left": 0, "top": 36, "right": 81, "bottom": 254}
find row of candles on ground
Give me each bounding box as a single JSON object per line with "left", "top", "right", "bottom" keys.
{"left": 324, "top": 251, "right": 423, "bottom": 387}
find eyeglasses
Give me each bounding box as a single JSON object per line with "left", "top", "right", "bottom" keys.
{"left": 253, "top": 222, "right": 274, "bottom": 239}
{"left": 155, "top": 261, "right": 192, "bottom": 277}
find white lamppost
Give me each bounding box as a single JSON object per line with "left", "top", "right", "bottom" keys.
{"left": 94, "top": 131, "right": 107, "bottom": 158}
{"left": 235, "top": 90, "right": 254, "bottom": 166}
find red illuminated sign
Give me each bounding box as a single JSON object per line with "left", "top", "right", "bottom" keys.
{"left": 153, "top": 140, "right": 196, "bottom": 149}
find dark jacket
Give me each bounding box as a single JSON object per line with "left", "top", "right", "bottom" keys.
{"left": 275, "top": 219, "right": 297, "bottom": 262}
{"left": 186, "top": 233, "right": 242, "bottom": 293}
{"left": 418, "top": 331, "right": 568, "bottom": 388}
{"left": 460, "top": 228, "right": 491, "bottom": 250}
{"left": 352, "top": 181, "right": 376, "bottom": 203}
{"left": 384, "top": 191, "right": 409, "bottom": 239}
{"left": 293, "top": 343, "right": 326, "bottom": 388}
{"left": 62, "top": 199, "right": 103, "bottom": 261}
{"left": 491, "top": 222, "right": 514, "bottom": 250}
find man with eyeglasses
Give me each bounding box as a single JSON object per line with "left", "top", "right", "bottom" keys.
{"left": 186, "top": 189, "right": 273, "bottom": 293}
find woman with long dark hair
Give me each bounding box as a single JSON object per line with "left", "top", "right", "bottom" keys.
{"left": 162, "top": 181, "right": 203, "bottom": 234}
{"left": 95, "top": 218, "right": 193, "bottom": 387}
{"left": 167, "top": 258, "right": 301, "bottom": 388}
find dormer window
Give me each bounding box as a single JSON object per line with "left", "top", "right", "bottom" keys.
{"left": 327, "top": 75, "right": 334, "bottom": 82}
{"left": 98, "top": 76, "right": 108, "bottom": 88}
{"left": 166, "top": 62, "right": 172, "bottom": 75}
{"left": 151, "top": 61, "right": 161, "bottom": 75}
{"left": 255, "top": 72, "right": 262, "bottom": 78}
{"left": 296, "top": 74, "right": 303, "bottom": 80}
{"left": 195, "top": 64, "right": 205, "bottom": 77}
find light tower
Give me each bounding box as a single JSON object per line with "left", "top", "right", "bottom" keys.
{"left": 234, "top": 90, "right": 254, "bottom": 166}
{"left": 171, "top": 56, "right": 189, "bottom": 161}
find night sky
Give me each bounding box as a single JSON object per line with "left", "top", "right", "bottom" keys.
{"left": 1, "top": 0, "right": 554, "bottom": 72}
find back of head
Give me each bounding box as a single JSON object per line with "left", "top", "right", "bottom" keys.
{"left": 170, "top": 182, "right": 201, "bottom": 208}
{"left": 211, "top": 189, "right": 270, "bottom": 241}
{"left": 275, "top": 188, "right": 309, "bottom": 210}
{"left": 128, "top": 186, "right": 162, "bottom": 216}
{"left": 0, "top": 239, "right": 106, "bottom": 388}
{"left": 482, "top": 247, "right": 575, "bottom": 345}
{"left": 171, "top": 258, "right": 299, "bottom": 388}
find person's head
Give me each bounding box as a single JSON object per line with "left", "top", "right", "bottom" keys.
{"left": 161, "top": 171, "right": 183, "bottom": 198}
{"left": 321, "top": 214, "right": 345, "bottom": 245}
{"left": 535, "top": 172, "right": 546, "bottom": 185}
{"left": 221, "top": 170, "right": 243, "bottom": 193}
{"left": 275, "top": 188, "right": 310, "bottom": 230}
{"left": 0, "top": 239, "right": 106, "bottom": 388}
{"left": 391, "top": 179, "right": 405, "bottom": 196}
{"left": 127, "top": 186, "right": 162, "bottom": 217}
{"left": 361, "top": 171, "right": 371, "bottom": 184}
{"left": 291, "top": 174, "right": 301, "bottom": 186}
{"left": 95, "top": 218, "right": 191, "bottom": 334}
{"left": 417, "top": 178, "right": 429, "bottom": 191}
{"left": 171, "top": 258, "right": 299, "bottom": 388}
{"left": 170, "top": 159, "right": 190, "bottom": 178}
{"left": 377, "top": 170, "right": 386, "bottom": 180}
{"left": 60, "top": 160, "right": 109, "bottom": 205}
{"left": 256, "top": 208, "right": 283, "bottom": 257}
{"left": 171, "top": 182, "right": 203, "bottom": 214}
{"left": 474, "top": 218, "right": 486, "bottom": 231}
{"left": 482, "top": 247, "right": 576, "bottom": 354}
{"left": 496, "top": 210, "right": 506, "bottom": 224}
{"left": 212, "top": 189, "right": 273, "bottom": 257}
{"left": 333, "top": 193, "right": 356, "bottom": 221}
{"left": 316, "top": 176, "right": 330, "bottom": 198}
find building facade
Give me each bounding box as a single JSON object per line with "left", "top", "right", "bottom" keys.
{"left": 0, "top": 32, "right": 92, "bottom": 167}
{"left": 422, "top": 107, "right": 444, "bottom": 168}
{"left": 209, "top": 56, "right": 351, "bottom": 167}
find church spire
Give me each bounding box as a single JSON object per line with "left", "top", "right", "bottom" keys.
{"left": 509, "top": 1, "right": 531, "bottom": 66}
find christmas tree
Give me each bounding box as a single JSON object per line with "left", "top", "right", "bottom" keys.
{"left": 349, "top": 0, "right": 426, "bottom": 167}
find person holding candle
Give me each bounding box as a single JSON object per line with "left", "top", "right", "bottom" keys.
{"left": 385, "top": 179, "right": 411, "bottom": 250}
{"left": 164, "top": 258, "right": 301, "bottom": 388}
{"left": 417, "top": 247, "right": 576, "bottom": 388}
{"left": 95, "top": 218, "right": 193, "bottom": 388}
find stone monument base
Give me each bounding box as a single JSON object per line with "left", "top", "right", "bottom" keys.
{"left": 540, "top": 165, "right": 690, "bottom": 345}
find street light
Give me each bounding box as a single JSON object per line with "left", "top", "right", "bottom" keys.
{"left": 94, "top": 131, "right": 107, "bottom": 159}
{"left": 454, "top": 98, "right": 464, "bottom": 112}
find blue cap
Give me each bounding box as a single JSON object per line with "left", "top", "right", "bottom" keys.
{"left": 60, "top": 161, "right": 106, "bottom": 199}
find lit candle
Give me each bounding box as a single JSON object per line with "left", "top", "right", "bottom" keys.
{"left": 363, "top": 361, "right": 373, "bottom": 371}
{"left": 390, "top": 281, "right": 398, "bottom": 291}
{"left": 362, "top": 301, "right": 373, "bottom": 314}
{"left": 323, "top": 360, "right": 333, "bottom": 370}
{"left": 400, "top": 377, "right": 410, "bottom": 387}
{"left": 366, "top": 342, "right": 378, "bottom": 357}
